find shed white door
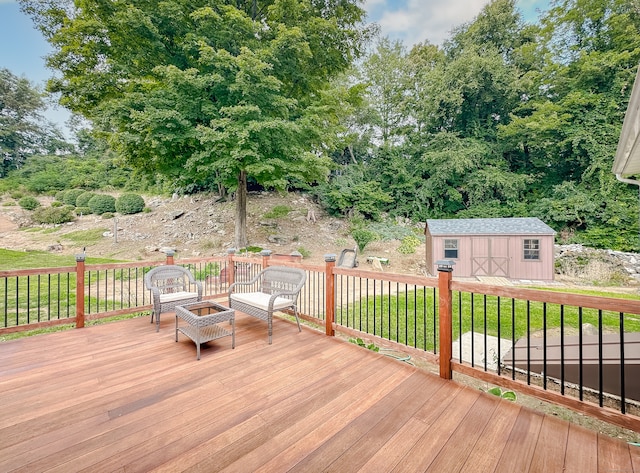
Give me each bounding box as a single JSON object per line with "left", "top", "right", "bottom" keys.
{"left": 471, "top": 238, "right": 509, "bottom": 277}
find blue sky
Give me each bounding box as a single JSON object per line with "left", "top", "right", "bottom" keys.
{"left": 0, "top": 0, "right": 550, "bottom": 133}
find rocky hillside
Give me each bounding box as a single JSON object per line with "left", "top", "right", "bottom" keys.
{"left": 0, "top": 192, "right": 427, "bottom": 274}
{"left": 2, "top": 191, "right": 640, "bottom": 286}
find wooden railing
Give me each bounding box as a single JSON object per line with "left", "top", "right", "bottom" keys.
{"left": 1, "top": 252, "right": 639, "bottom": 433}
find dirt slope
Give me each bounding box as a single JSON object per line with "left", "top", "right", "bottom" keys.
{"left": 0, "top": 192, "right": 426, "bottom": 273}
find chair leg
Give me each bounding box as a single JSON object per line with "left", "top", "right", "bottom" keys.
{"left": 294, "top": 307, "right": 302, "bottom": 333}
{"left": 268, "top": 314, "right": 272, "bottom": 345}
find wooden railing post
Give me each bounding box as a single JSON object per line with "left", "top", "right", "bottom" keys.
{"left": 260, "top": 249, "right": 272, "bottom": 269}
{"left": 324, "top": 254, "right": 336, "bottom": 337}
{"left": 75, "top": 253, "right": 86, "bottom": 329}
{"left": 227, "top": 248, "right": 236, "bottom": 286}
{"left": 165, "top": 249, "right": 175, "bottom": 265}
{"left": 437, "top": 260, "right": 455, "bottom": 380}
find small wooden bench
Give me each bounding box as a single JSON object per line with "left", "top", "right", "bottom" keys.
{"left": 144, "top": 265, "right": 203, "bottom": 332}
{"left": 228, "top": 266, "right": 306, "bottom": 344}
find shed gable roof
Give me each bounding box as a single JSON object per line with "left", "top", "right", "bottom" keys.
{"left": 426, "top": 217, "right": 555, "bottom": 236}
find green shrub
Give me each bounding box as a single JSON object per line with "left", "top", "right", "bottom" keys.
{"left": 75, "top": 207, "right": 92, "bottom": 216}
{"left": 263, "top": 205, "right": 291, "bottom": 219}
{"left": 76, "top": 191, "right": 97, "bottom": 208}
{"left": 115, "top": 193, "right": 145, "bottom": 215}
{"left": 351, "top": 227, "right": 378, "bottom": 253}
{"left": 51, "top": 201, "right": 64, "bottom": 208}
{"left": 18, "top": 196, "right": 40, "bottom": 211}
{"left": 397, "top": 235, "right": 422, "bottom": 254}
{"left": 88, "top": 194, "right": 116, "bottom": 215}
{"left": 101, "top": 212, "right": 115, "bottom": 219}
{"left": 192, "top": 262, "right": 221, "bottom": 280}
{"left": 32, "top": 206, "right": 74, "bottom": 224}
{"left": 24, "top": 173, "right": 67, "bottom": 194}
{"left": 54, "top": 190, "right": 66, "bottom": 202}
{"left": 63, "top": 189, "right": 85, "bottom": 207}
{"left": 296, "top": 247, "right": 311, "bottom": 258}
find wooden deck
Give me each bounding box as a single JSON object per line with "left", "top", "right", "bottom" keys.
{"left": 0, "top": 312, "right": 638, "bottom": 472}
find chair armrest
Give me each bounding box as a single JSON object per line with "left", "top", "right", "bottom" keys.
{"left": 148, "top": 286, "right": 161, "bottom": 299}
{"left": 228, "top": 271, "right": 262, "bottom": 294}
{"left": 265, "top": 291, "right": 299, "bottom": 310}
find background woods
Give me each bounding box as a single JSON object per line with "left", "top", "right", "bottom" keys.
{"left": 3, "top": 0, "right": 640, "bottom": 252}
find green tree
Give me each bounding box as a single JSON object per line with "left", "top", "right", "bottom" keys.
{"left": 21, "top": 0, "right": 373, "bottom": 247}
{"left": 358, "top": 38, "right": 410, "bottom": 145}
{"left": 498, "top": 0, "right": 640, "bottom": 249}
{"left": 0, "top": 68, "right": 69, "bottom": 177}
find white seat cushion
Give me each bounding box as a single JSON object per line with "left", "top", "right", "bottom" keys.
{"left": 230, "top": 292, "right": 293, "bottom": 311}
{"left": 159, "top": 291, "right": 198, "bottom": 303}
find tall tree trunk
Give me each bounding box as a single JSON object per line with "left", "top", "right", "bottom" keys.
{"left": 234, "top": 170, "right": 248, "bottom": 249}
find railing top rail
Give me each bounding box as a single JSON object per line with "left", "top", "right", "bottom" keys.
{"left": 267, "top": 262, "right": 325, "bottom": 272}
{"left": 172, "top": 256, "right": 227, "bottom": 265}
{"left": 451, "top": 280, "right": 640, "bottom": 314}
{"left": 0, "top": 267, "right": 76, "bottom": 277}
{"left": 83, "top": 261, "right": 160, "bottom": 271}
{"left": 232, "top": 255, "right": 260, "bottom": 263}
{"left": 333, "top": 267, "right": 439, "bottom": 288}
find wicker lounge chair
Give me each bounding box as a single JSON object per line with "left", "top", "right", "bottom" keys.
{"left": 228, "top": 266, "right": 306, "bottom": 344}
{"left": 144, "top": 265, "right": 202, "bottom": 332}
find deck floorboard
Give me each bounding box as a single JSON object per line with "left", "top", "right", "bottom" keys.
{"left": 0, "top": 313, "right": 636, "bottom": 472}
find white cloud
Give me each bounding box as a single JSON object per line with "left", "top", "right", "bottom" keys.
{"left": 364, "top": 0, "right": 549, "bottom": 47}
{"left": 364, "top": 0, "right": 490, "bottom": 47}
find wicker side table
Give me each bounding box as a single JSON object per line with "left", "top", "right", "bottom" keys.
{"left": 175, "top": 301, "right": 235, "bottom": 360}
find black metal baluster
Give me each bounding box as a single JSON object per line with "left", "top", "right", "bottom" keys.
{"left": 96, "top": 270, "right": 100, "bottom": 314}
{"left": 579, "top": 307, "right": 584, "bottom": 401}
{"left": 105, "top": 269, "right": 109, "bottom": 312}
{"left": 527, "top": 300, "right": 531, "bottom": 385}
{"left": 471, "top": 293, "right": 475, "bottom": 367}
{"left": 458, "top": 292, "right": 463, "bottom": 362}
{"left": 65, "top": 273, "right": 69, "bottom": 318}
{"left": 598, "top": 309, "right": 604, "bottom": 407}
{"left": 57, "top": 273, "right": 61, "bottom": 320}
{"left": 560, "top": 305, "right": 565, "bottom": 395}
{"left": 422, "top": 287, "right": 427, "bottom": 351}
{"left": 543, "top": 303, "right": 547, "bottom": 390}
{"left": 413, "top": 285, "right": 416, "bottom": 348}
{"left": 27, "top": 275, "right": 30, "bottom": 324}
{"left": 497, "top": 296, "right": 501, "bottom": 375}
{"left": 620, "top": 312, "right": 626, "bottom": 414}
{"left": 483, "top": 295, "right": 488, "bottom": 372}
{"left": 88, "top": 270, "right": 92, "bottom": 314}
{"left": 4, "top": 277, "right": 8, "bottom": 327}
{"left": 37, "top": 274, "right": 41, "bottom": 322}
{"left": 511, "top": 298, "right": 515, "bottom": 380}
{"left": 432, "top": 287, "right": 437, "bottom": 353}
{"left": 15, "top": 276, "right": 18, "bottom": 326}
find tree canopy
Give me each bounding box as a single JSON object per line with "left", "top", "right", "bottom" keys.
{"left": 0, "top": 68, "right": 69, "bottom": 177}
{"left": 20, "top": 0, "right": 374, "bottom": 247}
{"left": 11, "top": 0, "right": 640, "bottom": 252}
{"left": 322, "top": 0, "right": 640, "bottom": 250}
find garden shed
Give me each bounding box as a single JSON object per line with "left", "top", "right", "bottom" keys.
{"left": 425, "top": 217, "right": 556, "bottom": 280}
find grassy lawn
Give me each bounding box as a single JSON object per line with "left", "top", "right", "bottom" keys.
{"left": 0, "top": 248, "right": 119, "bottom": 270}
{"left": 0, "top": 249, "right": 146, "bottom": 335}
{"left": 338, "top": 286, "right": 640, "bottom": 352}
